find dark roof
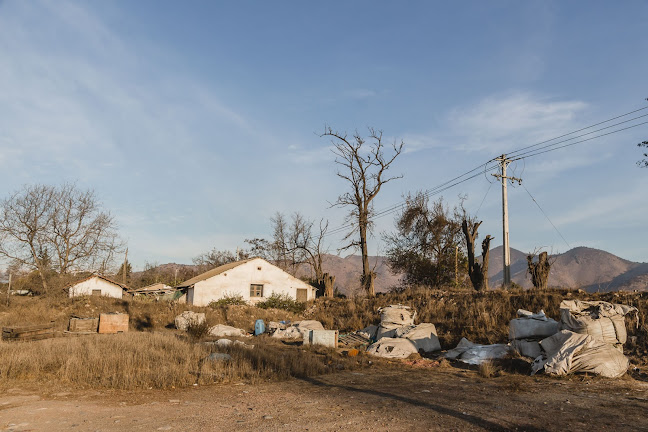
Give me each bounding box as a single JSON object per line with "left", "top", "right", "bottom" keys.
{"left": 176, "top": 259, "right": 254, "bottom": 288}
{"left": 68, "top": 274, "right": 130, "bottom": 291}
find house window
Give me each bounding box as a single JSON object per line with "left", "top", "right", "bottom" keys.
{"left": 250, "top": 284, "right": 264, "bottom": 297}
{"left": 91, "top": 289, "right": 101, "bottom": 296}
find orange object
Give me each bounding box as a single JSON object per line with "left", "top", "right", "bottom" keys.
{"left": 347, "top": 349, "right": 359, "bottom": 357}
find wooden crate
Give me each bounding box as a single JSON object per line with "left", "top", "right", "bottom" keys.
{"left": 2, "top": 322, "right": 55, "bottom": 342}
{"left": 68, "top": 317, "right": 99, "bottom": 333}
{"left": 98, "top": 313, "right": 129, "bottom": 334}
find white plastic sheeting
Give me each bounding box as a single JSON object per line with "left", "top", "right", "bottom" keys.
{"left": 509, "top": 309, "right": 560, "bottom": 359}
{"left": 444, "top": 338, "right": 510, "bottom": 365}
{"left": 532, "top": 330, "right": 629, "bottom": 378}
{"left": 366, "top": 337, "right": 419, "bottom": 359}
{"left": 376, "top": 305, "right": 417, "bottom": 339}
{"left": 366, "top": 322, "right": 441, "bottom": 358}
{"left": 394, "top": 323, "right": 442, "bottom": 353}
{"left": 509, "top": 309, "right": 560, "bottom": 340}
{"left": 560, "top": 300, "right": 638, "bottom": 345}
{"left": 510, "top": 339, "right": 543, "bottom": 359}
{"left": 208, "top": 324, "right": 247, "bottom": 337}
{"left": 271, "top": 320, "right": 324, "bottom": 339}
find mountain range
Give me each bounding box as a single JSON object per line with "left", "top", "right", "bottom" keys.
{"left": 144, "top": 246, "right": 648, "bottom": 295}
{"left": 487, "top": 246, "right": 648, "bottom": 292}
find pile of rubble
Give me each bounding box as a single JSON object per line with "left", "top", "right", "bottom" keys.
{"left": 174, "top": 297, "right": 639, "bottom": 379}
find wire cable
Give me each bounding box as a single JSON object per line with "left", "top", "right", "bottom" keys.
{"left": 512, "top": 120, "right": 648, "bottom": 161}
{"left": 507, "top": 105, "right": 648, "bottom": 157}
{"left": 475, "top": 181, "right": 494, "bottom": 217}
{"left": 521, "top": 183, "right": 571, "bottom": 250}
{"left": 322, "top": 104, "right": 648, "bottom": 240}
{"left": 509, "top": 113, "right": 648, "bottom": 160}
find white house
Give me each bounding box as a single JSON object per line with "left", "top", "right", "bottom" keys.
{"left": 177, "top": 258, "right": 318, "bottom": 306}
{"left": 68, "top": 275, "right": 129, "bottom": 299}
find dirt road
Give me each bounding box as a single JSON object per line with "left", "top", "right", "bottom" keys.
{"left": 1, "top": 367, "right": 647, "bottom": 431}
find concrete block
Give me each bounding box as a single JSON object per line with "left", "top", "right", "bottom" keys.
{"left": 303, "top": 329, "right": 338, "bottom": 348}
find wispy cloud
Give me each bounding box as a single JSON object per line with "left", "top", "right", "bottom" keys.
{"left": 553, "top": 182, "right": 648, "bottom": 227}
{"left": 445, "top": 92, "right": 588, "bottom": 153}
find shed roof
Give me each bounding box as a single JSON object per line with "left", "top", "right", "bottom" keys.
{"left": 68, "top": 274, "right": 130, "bottom": 291}
{"left": 176, "top": 259, "right": 254, "bottom": 288}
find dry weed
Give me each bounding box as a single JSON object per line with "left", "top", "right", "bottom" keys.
{"left": 478, "top": 360, "right": 501, "bottom": 378}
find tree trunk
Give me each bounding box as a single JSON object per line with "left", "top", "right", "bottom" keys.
{"left": 36, "top": 265, "right": 49, "bottom": 293}
{"left": 481, "top": 235, "right": 493, "bottom": 291}
{"left": 361, "top": 271, "right": 376, "bottom": 297}
{"left": 462, "top": 219, "right": 492, "bottom": 292}
{"left": 527, "top": 251, "right": 551, "bottom": 290}
{"left": 322, "top": 273, "right": 336, "bottom": 298}
{"left": 359, "top": 214, "right": 375, "bottom": 296}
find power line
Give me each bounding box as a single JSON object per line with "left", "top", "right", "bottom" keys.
{"left": 323, "top": 104, "right": 648, "bottom": 240}
{"left": 521, "top": 183, "right": 571, "bottom": 250}
{"left": 512, "top": 120, "right": 648, "bottom": 161}
{"left": 323, "top": 163, "right": 500, "bottom": 238}
{"left": 510, "top": 113, "right": 648, "bottom": 160}
{"left": 475, "top": 180, "right": 494, "bottom": 217}
{"left": 507, "top": 105, "right": 648, "bottom": 157}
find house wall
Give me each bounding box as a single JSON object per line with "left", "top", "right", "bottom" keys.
{"left": 189, "top": 258, "right": 316, "bottom": 306}
{"left": 68, "top": 277, "right": 124, "bottom": 299}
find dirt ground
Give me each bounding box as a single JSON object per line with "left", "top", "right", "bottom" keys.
{"left": 1, "top": 366, "right": 647, "bottom": 432}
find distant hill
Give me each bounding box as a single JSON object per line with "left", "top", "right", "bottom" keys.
{"left": 138, "top": 246, "right": 648, "bottom": 295}
{"left": 135, "top": 255, "right": 402, "bottom": 296}
{"left": 487, "top": 246, "right": 648, "bottom": 292}
{"left": 319, "top": 254, "right": 401, "bottom": 295}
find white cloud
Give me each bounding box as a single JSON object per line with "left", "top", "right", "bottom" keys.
{"left": 445, "top": 92, "right": 588, "bottom": 153}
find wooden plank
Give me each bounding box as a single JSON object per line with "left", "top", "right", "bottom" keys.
{"left": 7, "top": 328, "right": 54, "bottom": 338}
{"left": 68, "top": 317, "right": 99, "bottom": 332}
{"left": 98, "top": 313, "right": 129, "bottom": 334}
{"left": 2, "top": 331, "right": 56, "bottom": 342}
{"left": 2, "top": 322, "right": 54, "bottom": 334}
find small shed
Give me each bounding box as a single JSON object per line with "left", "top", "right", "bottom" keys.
{"left": 67, "top": 275, "right": 129, "bottom": 299}
{"left": 177, "top": 258, "right": 317, "bottom": 307}
{"left": 129, "top": 283, "right": 175, "bottom": 298}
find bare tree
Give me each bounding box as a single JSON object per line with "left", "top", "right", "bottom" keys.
{"left": 322, "top": 126, "right": 403, "bottom": 296}
{"left": 0, "top": 185, "right": 55, "bottom": 292}
{"left": 0, "top": 184, "right": 122, "bottom": 293}
{"left": 192, "top": 248, "right": 242, "bottom": 273}
{"left": 291, "top": 215, "right": 328, "bottom": 280}
{"left": 527, "top": 250, "right": 552, "bottom": 290}
{"left": 461, "top": 219, "right": 493, "bottom": 291}
{"left": 638, "top": 141, "right": 648, "bottom": 168}
{"left": 247, "top": 212, "right": 329, "bottom": 291}
{"left": 49, "top": 183, "right": 121, "bottom": 274}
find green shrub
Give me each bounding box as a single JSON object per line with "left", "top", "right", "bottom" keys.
{"left": 209, "top": 294, "right": 247, "bottom": 307}
{"left": 256, "top": 293, "right": 306, "bottom": 313}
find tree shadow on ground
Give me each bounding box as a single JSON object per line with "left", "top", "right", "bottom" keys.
{"left": 298, "top": 375, "right": 547, "bottom": 432}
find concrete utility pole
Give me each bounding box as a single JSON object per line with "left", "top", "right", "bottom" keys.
{"left": 492, "top": 155, "right": 522, "bottom": 288}
{"left": 122, "top": 248, "right": 128, "bottom": 285}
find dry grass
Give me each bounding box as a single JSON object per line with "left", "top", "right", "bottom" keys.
{"left": 307, "top": 287, "right": 648, "bottom": 367}
{"left": 0, "top": 333, "right": 364, "bottom": 390}
{"left": 0, "top": 296, "right": 304, "bottom": 333}
{"left": 478, "top": 360, "right": 501, "bottom": 378}
{"left": 0, "top": 287, "right": 645, "bottom": 390}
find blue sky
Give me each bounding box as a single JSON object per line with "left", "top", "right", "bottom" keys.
{"left": 1, "top": 1, "right": 647, "bottom": 269}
